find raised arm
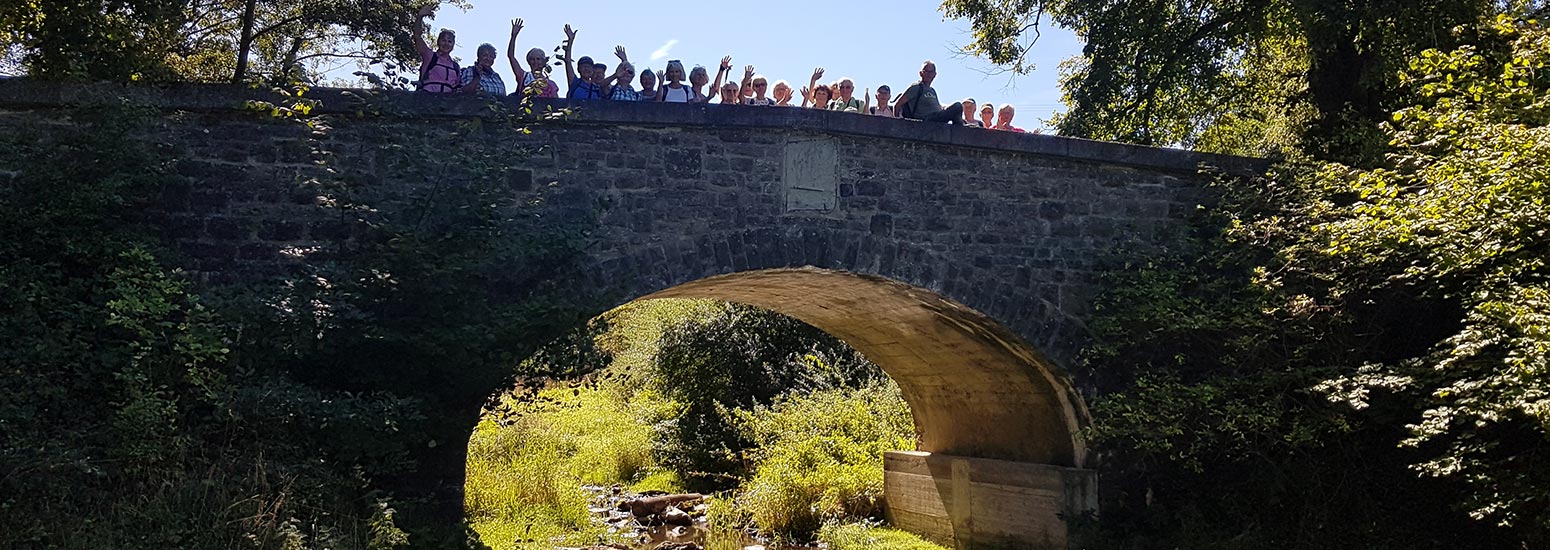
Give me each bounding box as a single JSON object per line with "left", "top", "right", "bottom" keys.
{"left": 602, "top": 64, "right": 626, "bottom": 89}
{"left": 863, "top": 87, "right": 871, "bottom": 113}
{"left": 739, "top": 65, "right": 755, "bottom": 100}
{"left": 804, "top": 67, "right": 823, "bottom": 108}
{"left": 705, "top": 56, "right": 731, "bottom": 104}
{"left": 507, "top": 18, "right": 526, "bottom": 83}
{"left": 614, "top": 45, "right": 630, "bottom": 64}
{"left": 561, "top": 24, "right": 579, "bottom": 86}
{"left": 412, "top": 5, "right": 436, "bottom": 59}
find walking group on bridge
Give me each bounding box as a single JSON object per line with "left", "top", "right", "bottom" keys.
{"left": 411, "top": 6, "right": 1034, "bottom": 133}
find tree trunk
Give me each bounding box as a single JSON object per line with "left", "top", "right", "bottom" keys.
{"left": 232, "top": 0, "right": 259, "bottom": 83}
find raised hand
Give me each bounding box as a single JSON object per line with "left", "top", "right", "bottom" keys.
{"left": 614, "top": 45, "right": 628, "bottom": 61}
{"left": 510, "top": 18, "right": 523, "bottom": 38}
{"left": 720, "top": 56, "right": 732, "bottom": 71}
{"left": 800, "top": 86, "right": 812, "bottom": 100}
{"left": 810, "top": 67, "right": 824, "bottom": 82}
{"left": 564, "top": 24, "right": 577, "bottom": 43}
{"left": 744, "top": 65, "right": 755, "bottom": 78}
{"left": 417, "top": 5, "right": 436, "bottom": 18}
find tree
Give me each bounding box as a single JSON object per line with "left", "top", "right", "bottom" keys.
{"left": 1281, "top": 15, "right": 1550, "bottom": 537}
{"left": 0, "top": 0, "right": 466, "bottom": 83}
{"left": 1076, "top": 14, "right": 1550, "bottom": 547}
{"left": 650, "top": 303, "right": 886, "bottom": 491}
{"left": 0, "top": 0, "right": 188, "bottom": 81}
{"left": 942, "top": 0, "right": 1510, "bottom": 161}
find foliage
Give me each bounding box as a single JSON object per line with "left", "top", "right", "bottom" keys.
{"left": 463, "top": 414, "right": 616, "bottom": 550}
{"left": 817, "top": 522, "right": 949, "bottom": 550}
{"left": 214, "top": 95, "right": 597, "bottom": 544}
{"left": 942, "top": 0, "right": 1509, "bottom": 161}
{"left": 0, "top": 104, "right": 424, "bottom": 549}
{"left": 1074, "top": 14, "right": 1550, "bottom": 549}
{"left": 465, "top": 328, "right": 680, "bottom": 549}
{"left": 1278, "top": 15, "right": 1550, "bottom": 536}
{"left": 2, "top": 86, "right": 591, "bottom": 548}
{"left": 0, "top": 0, "right": 187, "bottom": 81}
{"left": 649, "top": 301, "right": 888, "bottom": 491}
{"left": 733, "top": 384, "right": 916, "bottom": 541}
{"left": 464, "top": 298, "right": 918, "bottom": 544}
{"left": 0, "top": 0, "right": 468, "bottom": 83}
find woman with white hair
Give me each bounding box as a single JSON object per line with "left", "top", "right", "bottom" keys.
{"left": 507, "top": 18, "right": 557, "bottom": 97}
{"left": 739, "top": 65, "right": 776, "bottom": 105}
{"left": 772, "top": 80, "right": 796, "bottom": 106}
{"left": 658, "top": 60, "right": 697, "bottom": 103}
{"left": 459, "top": 42, "right": 506, "bottom": 96}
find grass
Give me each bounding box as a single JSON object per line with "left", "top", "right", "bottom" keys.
{"left": 818, "top": 522, "right": 951, "bottom": 550}
{"left": 464, "top": 380, "right": 680, "bottom": 550}
{"left": 734, "top": 383, "right": 918, "bottom": 540}
{"left": 466, "top": 299, "right": 924, "bottom": 547}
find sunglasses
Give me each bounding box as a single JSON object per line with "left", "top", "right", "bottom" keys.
{"left": 754, "top": 82, "right": 768, "bottom": 87}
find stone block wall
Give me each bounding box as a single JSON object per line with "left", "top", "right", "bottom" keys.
{"left": 0, "top": 81, "right": 1255, "bottom": 464}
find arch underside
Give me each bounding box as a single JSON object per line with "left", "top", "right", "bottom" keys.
{"left": 642, "top": 267, "right": 1089, "bottom": 468}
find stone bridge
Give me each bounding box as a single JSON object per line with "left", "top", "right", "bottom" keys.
{"left": 0, "top": 81, "right": 1258, "bottom": 549}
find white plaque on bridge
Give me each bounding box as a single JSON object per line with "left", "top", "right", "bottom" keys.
{"left": 782, "top": 139, "right": 838, "bottom": 212}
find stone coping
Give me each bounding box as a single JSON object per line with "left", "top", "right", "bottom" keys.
{"left": 0, "top": 79, "right": 1267, "bottom": 175}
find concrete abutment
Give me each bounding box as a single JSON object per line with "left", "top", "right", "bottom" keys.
{"left": 885, "top": 451, "right": 1098, "bottom": 549}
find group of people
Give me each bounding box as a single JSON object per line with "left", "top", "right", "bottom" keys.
{"left": 412, "top": 7, "right": 1034, "bottom": 132}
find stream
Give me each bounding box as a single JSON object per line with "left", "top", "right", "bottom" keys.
{"left": 561, "top": 485, "right": 817, "bottom": 550}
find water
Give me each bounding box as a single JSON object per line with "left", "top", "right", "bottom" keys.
{"left": 579, "top": 486, "right": 813, "bottom": 550}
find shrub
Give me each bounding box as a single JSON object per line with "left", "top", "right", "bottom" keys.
{"left": 464, "top": 418, "right": 602, "bottom": 550}
{"left": 734, "top": 383, "right": 916, "bottom": 540}
{"left": 649, "top": 302, "right": 887, "bottom": 490}
{"left": 465, "top": 379, "right": 678, "bottom": 549}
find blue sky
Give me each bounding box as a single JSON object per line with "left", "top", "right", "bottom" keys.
{"left": 392, "top": 1, "right": 1081, "bottom": 131}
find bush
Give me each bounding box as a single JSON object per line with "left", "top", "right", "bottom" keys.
{"left": 465, "top": 380, "right": 678, "bottom": 549}
{"left": 649, "top": 301, "right": 887, "bottom": 490}
{"left": 0, "top": 105, "right": 431, "bottom": 550}
{"left": 734, "top": 383, "right": 916, "bottom": 540}
{"left": 464, "top": 417, "right": 601, "bottom": 550}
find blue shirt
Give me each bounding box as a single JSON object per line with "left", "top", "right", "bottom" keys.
{"left": 569, "top": 79, "right": 604, "bottom": 100}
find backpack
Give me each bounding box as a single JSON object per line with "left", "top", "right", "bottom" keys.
{"left": 418, "top": 52, "right": 460, "bottom": 92}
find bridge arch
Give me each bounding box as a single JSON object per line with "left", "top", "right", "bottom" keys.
{"left": 587, "top": 244, "right": 1104, "bottom": 547}
{"left": 627, "top": 267, "right": 1089, "bottom": 468}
